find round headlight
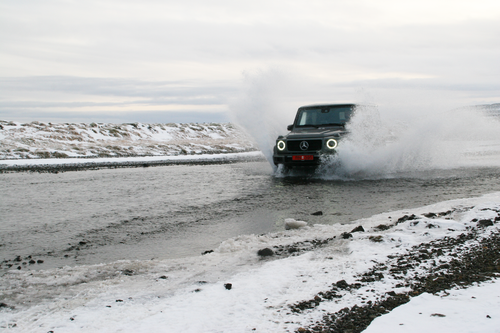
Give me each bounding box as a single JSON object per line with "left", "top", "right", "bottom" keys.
{"left": 326, "top": 138, "right": 338, "bottom": 149}
{"left": 277, "top": 140, "right": 286, "bottom": 151}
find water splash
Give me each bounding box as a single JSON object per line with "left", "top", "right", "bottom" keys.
{"left": 228, "top": 70, "right": 500, "bottom": 179}
{"left": 319, "top": 103, "right": 500, "bottom": 179}
{"left": 228, "top": 69, "right": 306, "bottom": 168}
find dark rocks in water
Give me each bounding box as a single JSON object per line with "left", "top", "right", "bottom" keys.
{"left": 351, "top": 226, "right": 365, "bottom": 233}
{"left": 159, "top": 275, "right": 168, "bottom": 280}
{"left": 37, "top": 259, "right": 44, "bottom": 264}
{"left": 341, "top": 232, "right": 353, "bottom": 239}
{"left": 257, "top": 248, "right": 274, "bottom": 256}
{"left": 121, "top": 269, "right": 134, "bottom": 276}
{"left": 477, "top": 219, "right": 494, "bottom": 227}
{"left": 423, "top": 212, "right": 437, "bottom": 218}
{"left": 311, "top": 211, "right": 323, "bottom": 216}
{"left": 224, "top": 283, "right": 232, "bottom": 290}
{"left": 202, "top": 250, "right": 214, "bottom": 255}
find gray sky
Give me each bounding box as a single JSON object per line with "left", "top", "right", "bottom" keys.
{"left": 1, "top": 0, "right": 499, "bottom": 123}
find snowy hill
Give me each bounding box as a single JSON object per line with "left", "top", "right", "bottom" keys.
{"left": 0, "top": 121, "right": 258, "bottom": 160}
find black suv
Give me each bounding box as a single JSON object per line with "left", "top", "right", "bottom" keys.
{"left": 273, "top": 103, "right": 356, "bottom": 168}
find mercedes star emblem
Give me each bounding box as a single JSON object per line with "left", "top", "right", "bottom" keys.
{"left": 299, "top": 141, "right": 309, "bottom": 150}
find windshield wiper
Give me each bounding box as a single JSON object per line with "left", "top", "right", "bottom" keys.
{"left": 298, "top": 123, "right": 345, "bottom": 128}
{"left": 320, "top": 123, "right": 345, "bottom": 127}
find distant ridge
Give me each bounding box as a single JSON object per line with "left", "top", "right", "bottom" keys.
{"left": 0, "top": 121, "right": 257, "bottom": 160}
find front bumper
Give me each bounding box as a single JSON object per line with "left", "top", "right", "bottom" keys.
{"left": 273, "top": 153, "right": 322, "bottom": 167}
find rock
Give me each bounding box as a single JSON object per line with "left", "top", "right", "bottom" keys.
{"left": 224, "top": 283, "right": 232, "bottom": 290}
{"left": 0, "top": 302, "right": 14, "bottom": 310}
{"left": 477, "top": 219, "right": 494, "bottom": 227}
{"left": 369, "top": 235, "right": 384, "bottom": 242}
{"left": 202, "top": 250, "right": 214, "bottom": 255}
{"left": 257, "top": 248, "right": 274, "bottom": 257}
{"left": 396, "top": 214, "right": 417, "bottom": 224}
{"left": 341, "top": 232, "right": 353, "bottom": 239}
{"left": 351, "top": 226, "right": 365, "bottom": 233}
{"left": 311, "top": 211, "right": 323, "bottom": 216}
{"left": 285, "top": 218, "right": 308, "bottom": 230}
{"left": 336, "top": 280, "right": 349, "bottom": 289}
{"left": 374, "top": 224, "right": 391, "bottom": 231}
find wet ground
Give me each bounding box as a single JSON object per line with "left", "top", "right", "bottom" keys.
{"left": 1, "top": 161, "right": 500, "bottom": 274}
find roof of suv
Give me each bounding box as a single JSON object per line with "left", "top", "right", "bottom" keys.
{"left": 298, "top": 103, "right": 356, "bottom": 108}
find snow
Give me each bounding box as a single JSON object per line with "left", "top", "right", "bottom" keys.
{"left": 2, "top": 192, "right": 500, "bottom": 332}
{"left": 2, "top": 116, "right": 500, "bottom": 332}
{"left": 364, "top": 281, "right": 500, "bottom": 333}
{"left": 0, "top": 151, "right": 264, "bottom": 167}
{"left": 0, "top": 121, "right": 257, "bottom": 160}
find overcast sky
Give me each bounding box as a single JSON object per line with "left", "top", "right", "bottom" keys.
{"left": 1, "top": 0, "right": 499, "bottom": 123}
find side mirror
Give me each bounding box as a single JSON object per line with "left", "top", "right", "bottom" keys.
{"left": 287, "top": 124, "right": 293, "bottom": 131}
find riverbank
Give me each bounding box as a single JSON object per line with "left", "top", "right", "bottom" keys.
{"left": 0, "top": 151, "right": 266, "bottom": 173}
{"left": 1, "top": 192, "right": 499, "bottom": 332}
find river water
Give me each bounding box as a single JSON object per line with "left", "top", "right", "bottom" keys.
{"left": 1, "top": 159, "right": 500, "bottom": 274}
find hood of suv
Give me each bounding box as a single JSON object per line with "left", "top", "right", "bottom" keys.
{"left": 283, "top": 127, "right": 347, "bottom": 140}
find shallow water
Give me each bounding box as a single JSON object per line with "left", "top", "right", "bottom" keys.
{"left": 1, "top": 161, "right": 500, "bottom": 274}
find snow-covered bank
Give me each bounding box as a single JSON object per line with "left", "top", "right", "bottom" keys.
{"left": 0, "top": 151, "right": 266, "bottom": 173}
{"left": 0, "top": 121, "right": 257, "bottom": 160}
{"left": 1, "top": 192, "right": 499, "bottom": 332}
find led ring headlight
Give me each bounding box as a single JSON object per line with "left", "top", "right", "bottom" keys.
{"left": 277, "top": 140, "right": 286, "bottom": 151}
{"left": 326, "top": 138, "right": 338, "bottom": 149}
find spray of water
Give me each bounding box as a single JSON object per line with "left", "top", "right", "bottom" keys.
{"left": 228, "top": 69, "right": 301, "bottom": 167}
{"left": 318, "top": 102, "right": 500, "bottom": 179}
{"left": 229, "top": 70, "right": 500, "bottom": 178}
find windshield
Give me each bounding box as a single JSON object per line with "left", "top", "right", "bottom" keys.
{"left": 295, "top": 105, "right": 353, "bottom": 127}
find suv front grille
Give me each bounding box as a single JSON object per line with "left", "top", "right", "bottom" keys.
{"left": 287, "top": 140, "right": 322, "bottom": 152}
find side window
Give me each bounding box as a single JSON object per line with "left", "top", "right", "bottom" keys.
{"left": 298, "top": 111, "right": 307, "bottom": 125}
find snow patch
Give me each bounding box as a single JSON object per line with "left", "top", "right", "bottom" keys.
{"left": 0, "top": 121, "right": 258, "bottom": 160}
